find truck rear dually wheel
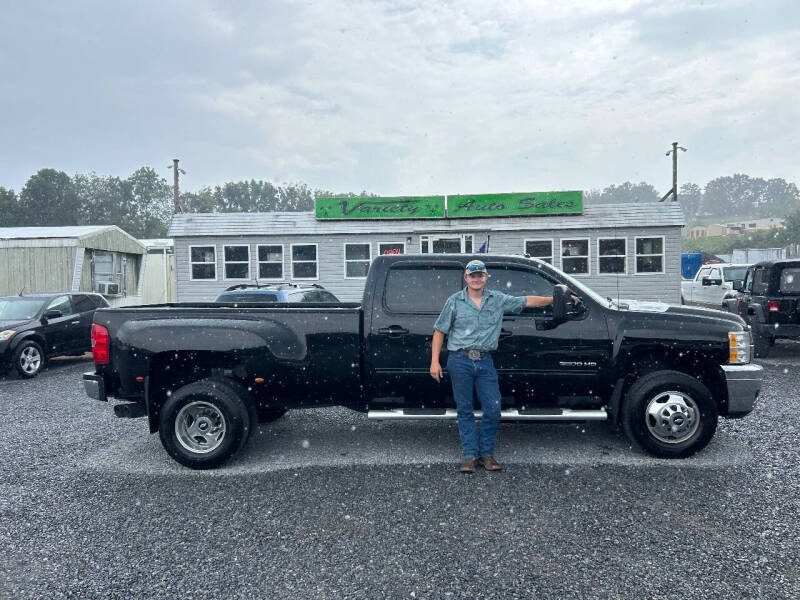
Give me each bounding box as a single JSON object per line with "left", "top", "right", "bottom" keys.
{"left": 159, "top": 378, "right": 251, "bottom": 469}
{"left": 622, "top": 370, "right": 718, "bottom": 458}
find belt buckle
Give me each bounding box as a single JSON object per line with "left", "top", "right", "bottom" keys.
{"left": 467, "top": 349, "right": 481, "bottom": 361}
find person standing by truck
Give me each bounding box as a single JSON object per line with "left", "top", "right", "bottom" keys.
{"left": 430, "top": 259, "right": 572, "bottom": 473}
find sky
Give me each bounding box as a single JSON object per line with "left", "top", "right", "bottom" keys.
{"left": 1, "top": 0, "right": 798, "bottom": 197}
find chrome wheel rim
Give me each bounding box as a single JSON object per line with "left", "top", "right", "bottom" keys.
{"left": 645, "top": 391, "right": 700, "bottom": 444}
{"left": 19, "top": 346, "right": 42, "bottom": 375}
{"left": 175, "top": 400, "right": 226, "bottom": 454}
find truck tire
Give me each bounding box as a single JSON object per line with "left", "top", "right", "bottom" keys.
{"left": 13, "top": 340, "right": 45, "bottom": 378}
{"left": 158, "top": 378, "right": 251, "bottom": 470}
{"left": 622, "top": 370, "right": 718, "bottom": 458}
{"left": 203, "top": 376, "right": 258, "bottom": 444}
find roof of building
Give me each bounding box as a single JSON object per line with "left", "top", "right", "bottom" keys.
{"left": 0, "top": 225, "right": 117, "bottom": 240}
{"left": 168, "top": 202, "right": 686, "bottom": 237}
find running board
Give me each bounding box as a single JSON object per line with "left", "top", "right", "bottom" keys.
{"left": 367, "top": 408, "right": 608, "bottom": 421}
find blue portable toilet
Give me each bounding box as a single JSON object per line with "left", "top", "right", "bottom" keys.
{"left": 681, "top": 252, "right": 702, "bottom": 279}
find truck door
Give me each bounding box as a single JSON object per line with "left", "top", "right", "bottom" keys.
{"left": 365, "top": 261, "right": 464, "bottom": 408}
{"left": 485, "top": 263, "right": 613, "bottom": 407}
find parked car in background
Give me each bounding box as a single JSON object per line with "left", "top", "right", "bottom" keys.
{"left": 681, "top": 263, "right": 750, "bottom": 309}
{"left": 0, "top": 293, "right": 109, "bottom": 378}
{"left": 723, "top": 259, "right": 800, "bottom": 357}
{"left": 214, "top": 283, "right": 340, "bottom": 303}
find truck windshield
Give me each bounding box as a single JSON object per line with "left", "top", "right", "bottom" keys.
{"left": 0, "top": 298, "right": 46, "bottom": 320}
{"left": 723, "top": 267, "right": 747, "bottom": 282}
{"left": 779, "top": 268, "right": 800, "bottom": 294}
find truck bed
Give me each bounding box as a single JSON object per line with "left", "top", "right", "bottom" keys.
{"left": 93, "top": 302, "right": 363, "bottom": 409}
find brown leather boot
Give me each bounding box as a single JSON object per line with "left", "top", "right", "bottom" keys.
{"left": 459, "top": 458, "right": 477, "bottom": 473}
{"left": 478, "top": 456, "right": 502, "bottom": 471}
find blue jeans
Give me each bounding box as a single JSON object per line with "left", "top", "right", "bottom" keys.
{"left": 446, "top": 352, "right": 502, "bottom": 459}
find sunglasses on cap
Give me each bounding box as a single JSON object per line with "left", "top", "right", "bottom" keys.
{"left": 465, "top": 264, "right": 486, "bottom": 272}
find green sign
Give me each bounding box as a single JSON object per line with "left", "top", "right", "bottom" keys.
{"left": 315, "top": 196, "right": 446, "bottom": 219}
{"left": 447, "top": 191, "right": 582, "bottom": 218}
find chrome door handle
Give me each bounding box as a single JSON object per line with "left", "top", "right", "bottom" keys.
{"left": 71, "top": 320, "right": 81, "bottom": 325}
{"left": 377, "top": 326, "right": 410, "bottom": 337}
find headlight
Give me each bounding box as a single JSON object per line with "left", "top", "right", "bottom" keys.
{"left": 729, "top": 330, "right": 751, "bottom": 364}
{"left": 0, "top": 330, "right": 15, "bottom": 342}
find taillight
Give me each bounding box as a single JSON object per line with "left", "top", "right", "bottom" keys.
{"left": 768, "top": 301, "right": 780, "bottom": 313}
{"left": 91, "top": 323, "right": 109, "bottom": 364}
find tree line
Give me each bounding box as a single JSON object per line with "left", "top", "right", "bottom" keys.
{"left": 1, "top": 167, "right": 798, "bottom": 239}
{"left": 585, "top": 175, "right": 800, "bottom": 222}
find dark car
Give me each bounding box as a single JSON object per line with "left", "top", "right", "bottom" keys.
{"left": 0, "top": 292, "right": 109, "bottom": 378}
{"left": 725, "top": 259, "right": 800, "bottom": 357}
{"left": 214, "top": 282, "right": 340, "bottom": 304}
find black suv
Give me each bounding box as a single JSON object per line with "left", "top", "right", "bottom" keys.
{"left": 724, "top": 259, "right": 800, "bottom": 357}
{"left": 214, "top": 283, "right": 340, "bottom": 303}
{"left": 0, "top": 293, "right": 109, "bottom": 378}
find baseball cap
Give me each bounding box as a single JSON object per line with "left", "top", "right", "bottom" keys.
{"left": 464, "top": 259, "right": 487, "bottom": 273}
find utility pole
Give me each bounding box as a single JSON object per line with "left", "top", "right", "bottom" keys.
{"left": 660, "top": 142, "right": 687, "bottom": 202}
{"left": 167, "top": 158, "right": 186, "bottom": 213}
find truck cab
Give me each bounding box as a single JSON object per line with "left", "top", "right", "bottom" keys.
{"left": 681, "top": 263, "right": 750, "bottom": 309}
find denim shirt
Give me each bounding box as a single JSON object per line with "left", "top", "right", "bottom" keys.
{"left": 433, "top": 288, "right": 526, "bottom": 352}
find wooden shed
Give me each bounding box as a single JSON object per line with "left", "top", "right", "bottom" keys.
{"left": 0, "top": 225, "right": 145, "bottom": 306}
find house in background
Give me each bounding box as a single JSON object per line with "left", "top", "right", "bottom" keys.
{"left": 0, "top": 225, "right": 145, "bottom": 306}
{"left": 167, "top": 199, "right": 686, "bottom": 304}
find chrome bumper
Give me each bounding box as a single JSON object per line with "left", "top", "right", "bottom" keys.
{"left": 721, "top": 364, "right": 763, "bottom": 416}
{"left": 83, "top": 372, "right": 107, "bottom": 402}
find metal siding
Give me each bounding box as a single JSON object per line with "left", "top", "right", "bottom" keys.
{"left": 81, "top": 229, "right": 145, "bottom": 255}
{"left": 174, "top": 226, "right": 682, "bottom": 303}
{"left": 80, "top": 249, "right": 93, "bottom": 291}
{"left": 0, "top": 247, "right": 76, "bottom": 294}
{"left": 168, "top": 203, "right": 685, "bottom": 237}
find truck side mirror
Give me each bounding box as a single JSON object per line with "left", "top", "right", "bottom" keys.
{"left": 732, "top": 280, "right": 743, "bottom": 291}
{"left": 552, "top": 284, "right": 569, "bottom": 323}
{"left": 701, "top": 277, "right": 711, "bottom": 286}
{"left": 43, "top": 309, "right": 63, "bottom": 320}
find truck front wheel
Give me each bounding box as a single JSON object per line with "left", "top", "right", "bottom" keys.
{"left": 159, "top": 378, "right": 250, "bottom": 469}
{"left": 622, "top": 370, "right": 718, "bottom": 458}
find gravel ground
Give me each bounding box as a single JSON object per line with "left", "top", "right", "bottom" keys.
{"left": 1, "top": 345, "right": 799, "bottom": 599}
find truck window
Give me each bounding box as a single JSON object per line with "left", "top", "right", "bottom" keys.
{"left": 73, "top": 295, "right": 96, "bottom": 313}
{"left": 753, "top": 268, "right": 769, "bottom": 295}
{"left": 779, "top": 268, "right": 800, "bottom": 295}
{"left": 384, "top": 266, "right": 463, "bottom": 313}
{"left": 743, "top": 268, "right": 754, "bottom": 292}
{"left": 485, "top": 265, "right": 556, "bottom": 316}
{"left": 723, "top": 266, "right": 747, "bottom": 282}
{"left": 696, "top": 267, "right": 710, "bottom": 280}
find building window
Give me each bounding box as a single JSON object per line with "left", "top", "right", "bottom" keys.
{"left": 635, "top": 237, "right": 664, "bottom": 274}
{"left": 561, "top": 239, "right": 589, "bottom": 274}
{"left": 420, "top": 235, "right": 468, "bottom": 253}
{"left": 92, "top": 250, "right": 127, "bottom": 294}
{"left": 224, "top": 245, "right": 250, "bottom": 280}
{"left": 524, "top": 239, "right": 553, "bottom": 264}
{"left": 257, "top": 245, "right": 283, "bottom": 280}
{"left": 291, "top": 244, "right": 318, "bottom": 279}
{"left": 379, "top": 242, "right": 405, "bottom": 255}
{"left": 598, "top": 238, "right": 627, "bottom": 274}
{"left": 345, "top": 243, "right": 371, "bottom": 278}
{"left": 190, "top": 246, "right": 216, "bottom": 280}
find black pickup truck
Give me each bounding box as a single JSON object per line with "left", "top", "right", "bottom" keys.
{"left": 83, "top": 254, "right": 763, "bottom": 469}
{"left": 723, "top": 259, "right": 800, "bottom": 358}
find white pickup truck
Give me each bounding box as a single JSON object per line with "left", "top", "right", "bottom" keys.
{"left": 681, "top": 263, "right": 750, "bottom": 309}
